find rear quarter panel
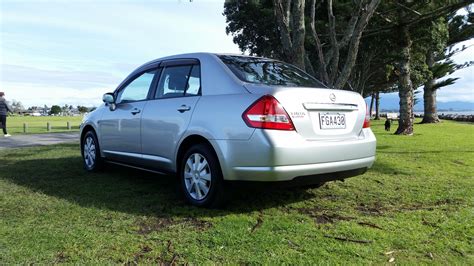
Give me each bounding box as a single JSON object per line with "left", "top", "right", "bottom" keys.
{"left": 185, "top": 94, "right": 259, "bottom": 141}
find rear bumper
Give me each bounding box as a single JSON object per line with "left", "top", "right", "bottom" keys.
{"left": 212, "top": 128, "right": 376, "bottom": 182}
{"left": 228, "top": 168, "right": 368, "bottom": 187}
{"left": 231, "top": 156, "right": 374, "bottom": 182}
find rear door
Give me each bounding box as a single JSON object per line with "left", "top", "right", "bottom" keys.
{"left": 140, "top": 59, "right": 201, "bottom": 172}
{"left": 99, "top": 68, "right": 159, "bottom": 164}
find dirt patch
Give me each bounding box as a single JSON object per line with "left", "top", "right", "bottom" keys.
{"left": 358, "top": 221, "right": 383, "bottom": 230}
{"left": 398, "top": 204, "right": 435, "bottom": 211}
{"left": 356, "top": 199, "right": 463, "bottom": 216}
{"left": 452, "top": 160, "right": 466, "bottom": 166}
{"left": 136, "top": 216, "right": 212, "bottom": 235}
{"left": 356, "top": 202, "right": 387, "bottom": 216}
{"left": 54, "top": 251, "right": 69, "bottom": 263}
{"left": 298, "top": 208, "right": 355, "bottom": 224}
{"left": 250, "top": 214, "right": 264, "bottom": 233}
{"left": 131, "top": 245, "right": 153, "bottom": 263}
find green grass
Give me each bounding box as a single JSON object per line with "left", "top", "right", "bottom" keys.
{"left": 0, "top": 120, "right": 473, "bottom": 264}
{"left": 5, "top": 116, "right": 83, "bottom": 134}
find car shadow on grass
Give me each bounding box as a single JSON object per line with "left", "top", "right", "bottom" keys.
{"left": 0, "top": 152, "right": 317, "bottom": 218}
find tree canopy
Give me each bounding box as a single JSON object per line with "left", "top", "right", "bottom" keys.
{"left": 224, "top": 0, "right": 473, "bottom": 135}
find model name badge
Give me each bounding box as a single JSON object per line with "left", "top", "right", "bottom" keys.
{"left": 290, "top": 112, "right": 306, "bottom": 118}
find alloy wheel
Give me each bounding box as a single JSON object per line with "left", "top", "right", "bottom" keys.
{"left": 83, "top": 136, "right": 96, "bottom": 169}
{"left": 183, "top": 153, "right": 212, "bottom": 201}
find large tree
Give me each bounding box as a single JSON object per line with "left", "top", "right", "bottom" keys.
{"left": 224, "top": 0, "right": 472, "bottom": 135}
{"left": 224, "top": 0, "right": 381, "bottom": 89}
{"left": 360, "top": 0, "right": 471, "bottom": 134}
{"left": 421, "top": 10, "right": 474, "bottom": 123}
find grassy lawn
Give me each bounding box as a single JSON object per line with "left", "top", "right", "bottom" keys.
{"left": 0, "top": 120, "right": 472, "bottom": 263}
{"left": 5, "top": 116, "right": 83, "bottom": 134}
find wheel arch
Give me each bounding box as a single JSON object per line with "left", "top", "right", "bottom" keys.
{"left": 80, "top": 124, "right": 99, "bottom": 154}
{"left": 176, "top": 134, "right": 223, "bottom": 174}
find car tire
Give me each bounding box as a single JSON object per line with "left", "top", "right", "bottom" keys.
{"left": 82, "top": 130, "right": 103, "bottom": 172}
{"left": 180, "top": 143, "right": 227, "bottom": 208}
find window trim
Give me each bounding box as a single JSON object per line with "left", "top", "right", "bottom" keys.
{"left": 151, "top": 58, "right": 202, "bottom": 100}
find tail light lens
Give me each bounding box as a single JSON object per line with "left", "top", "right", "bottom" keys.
{"left": 242, "top": 95, "right": 295, "bottom": 131}
{"left": 363, "top": 103, "right": 370, "bottom": 128}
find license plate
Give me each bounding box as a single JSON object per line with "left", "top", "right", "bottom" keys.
{"left": 319, "top": 113, "right": 346, "bottom": 129}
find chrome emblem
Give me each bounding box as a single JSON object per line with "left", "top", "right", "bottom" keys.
{"left": 329, "top": 93, "right": 336, "bottom": 102}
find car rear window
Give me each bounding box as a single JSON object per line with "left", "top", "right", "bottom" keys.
{"left": 218, "top": 55, "right": 325, "bottom": 88}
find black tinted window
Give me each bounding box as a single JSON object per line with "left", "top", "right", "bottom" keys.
{"left": 218, "top": 55, "right": 325, "bottom": 88}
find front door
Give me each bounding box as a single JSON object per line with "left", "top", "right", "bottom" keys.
{"left": 99, "top": 69, "right": 158, "bottom": 164}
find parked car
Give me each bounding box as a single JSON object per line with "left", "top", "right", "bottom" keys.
{"left": 80, "top": 53, "right": 376, "bottom": 207}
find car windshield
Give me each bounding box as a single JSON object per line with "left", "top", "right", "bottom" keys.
{"left": 218, "top": 55, "right": 325, "bottom": 88}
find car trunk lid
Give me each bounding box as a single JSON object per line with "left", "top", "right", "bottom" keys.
{"left": 244, "top": 84, "right": 366, "bottom": 140}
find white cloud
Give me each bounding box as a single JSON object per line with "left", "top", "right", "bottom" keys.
{"left": 436, "top": 39, "right": 474, "bottom": 103}
{"left": 0, "top": 1, "right": 241, "bottom": 107}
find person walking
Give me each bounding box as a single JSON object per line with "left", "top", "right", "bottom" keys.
{"left": 0, "top": 92, "right": 13, "bottom": 137}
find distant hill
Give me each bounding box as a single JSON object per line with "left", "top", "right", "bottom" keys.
{"left": 365, "top": 92, "right": 474, "bottom": 112}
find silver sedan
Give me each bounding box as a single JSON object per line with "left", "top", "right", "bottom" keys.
{"left": 80, "top": 53, "right": 376, "bottom": 207}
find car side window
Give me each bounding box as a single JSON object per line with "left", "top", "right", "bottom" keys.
{"left": 155, "top": 64, "right": 201, "bottom": 99}
{"left": 116, "top": 70, "right": 156, "bottom": 103}
{"left": 186, "top": 65, "right": 201, "bottom": 96}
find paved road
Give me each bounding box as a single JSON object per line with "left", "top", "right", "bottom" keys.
{"left": 0, "top": 132, "right": 79, "bottom": 149}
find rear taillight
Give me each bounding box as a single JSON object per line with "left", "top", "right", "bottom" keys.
{"left": 363, "top": 103, "right": 370, "bottom": 128}
{"left": 242, "top": 95, "right": 295, "bottom": 131}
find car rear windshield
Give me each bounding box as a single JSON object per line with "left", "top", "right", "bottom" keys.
{"left": 218, "top": 55, "right": 325, "bottom": 88}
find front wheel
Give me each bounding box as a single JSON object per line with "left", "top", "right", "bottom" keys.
{"left": 82, "top": 131, "right": 103, "bottom": 171}
{"left": 180, "top": 143, "right": 227, "bottom": 208}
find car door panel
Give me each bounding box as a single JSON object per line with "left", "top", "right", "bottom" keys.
{"left": 99, "top": 101, "right": 147, "bottom": 164}
{"left": 139, "top": 62, "right": 201, "bottom": 172}
{"left": 140, "top": 96, "right": 200, "bottom": 171}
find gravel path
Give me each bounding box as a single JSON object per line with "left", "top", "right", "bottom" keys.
{"left": 0, "top": 132, "right": 79, "bottom": 149}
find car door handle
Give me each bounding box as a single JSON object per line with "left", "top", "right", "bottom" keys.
{"left": 131, "top": 108, "right": 141, "bottom": 115}
{"left": 177, "top": 105, "right": 191, "bottom": 113}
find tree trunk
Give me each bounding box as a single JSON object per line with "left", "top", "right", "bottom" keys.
{"left": 333, "top": 0, "right": 381, "bottom": 90}
{"left": 374, "top": 91, "right": 380, "bottom": 120}
{"left": 421, "top": 51, "right": 440, "bottom": 123}
{"left": 273, "top": 0, "right": 306, "bottom": 70}
{"left": 421, "top": 85, "right": 440, "bottom": 123}
{"left": 395, "top": 21, "right": 414, "bottom": 135}
{"left": 290, "top": 0, "right": 306, "bottom": 69}
{"left": 369, "top": 93, "right": 375, "bottom": 118}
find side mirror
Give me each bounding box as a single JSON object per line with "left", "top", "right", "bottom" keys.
{"left": 102, "top": 93, "right": 116, "bottom": 111}
{"left": 102, "top": 93, "right": 115, "bottom": 104}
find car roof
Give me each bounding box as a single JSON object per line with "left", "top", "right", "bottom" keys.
{"left": 137, "top": 52, "right": 273, "bottom": 69}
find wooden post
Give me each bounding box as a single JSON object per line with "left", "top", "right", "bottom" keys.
{"left": 67, "top": 121, "right": 71, "bottom": 130}
{"left": 47, "top": 122, "right": 51, "bottom": 132}
{"left": 23, "top": 123, "right": 28, "bottom": 133}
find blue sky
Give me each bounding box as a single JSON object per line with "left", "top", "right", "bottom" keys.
{"left": 0, "top": 0, "right": 473, "bottom": 108}
{"left": 0, "top": 0, "right": 240, "bottom": 107}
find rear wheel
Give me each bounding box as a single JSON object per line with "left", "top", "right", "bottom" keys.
{"left": 82, "top": 131, "right": 103, "bottom": 171}
{"left": 180, "top": 143, "right": 226, "bottom": 208}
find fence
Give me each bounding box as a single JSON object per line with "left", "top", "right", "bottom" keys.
{"left": 7, "top": 117, "right": 82, "bottom": 134}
